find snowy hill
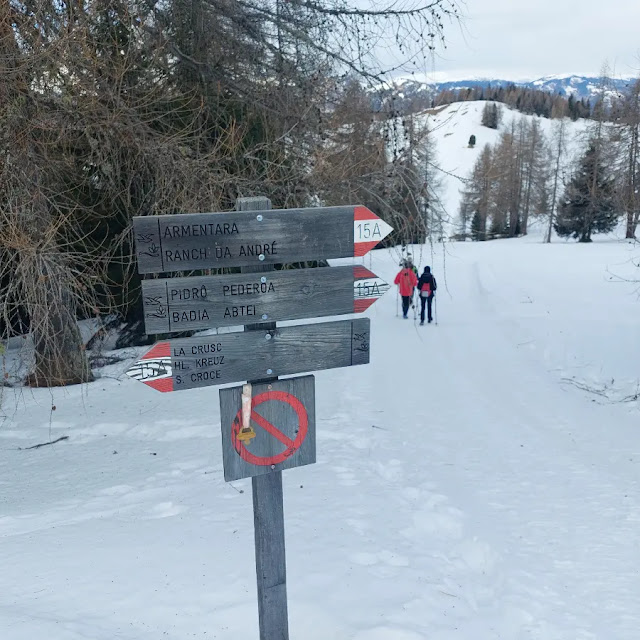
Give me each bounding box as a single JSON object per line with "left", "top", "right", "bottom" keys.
{"left": 413, "top": 100, "right": 591, "bottom": 226}
{"left": 2, "top": 234, "right": 640, "bottom": 638}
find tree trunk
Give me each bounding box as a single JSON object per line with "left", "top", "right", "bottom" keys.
{"left": 546, "top": 121, "right": 565, "bottom": 243}
{"left": 521, "top": 121, "right": 540, "bottom": 236}
{"left": 546, "top": 166, "right": 560, "bottom": 244}
{"left": 625, "top": 124, "right": 639, "bottom": 239}
{"left": 521, "top": 164, "right": 533, "bottom": 235}
{"left": 26, "top": 261, "right": 93, "bottom": 387}
{"left": 30, "top": 317, "right": 92, "bottom": 386}
{"left": 509, "top": 121, "right": 526, "bottom": 237}
{"left": 580, "top": 205, "right": 594, "bottom": 243}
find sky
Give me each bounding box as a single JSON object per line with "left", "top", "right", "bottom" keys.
{"left": 381, "top": 0, "right": 640, "bottom": 81}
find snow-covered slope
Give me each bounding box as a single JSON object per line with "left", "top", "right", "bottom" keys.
{"left": 2, "top": 235, "right": 639, "bottom": 639}
{"left": 416, "top": 101, "right": 590, "bottom": 226}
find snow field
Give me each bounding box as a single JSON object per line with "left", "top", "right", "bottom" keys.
{"left": 416, "top": 100, "right": 591, "bottom": 224}
{"left": 1, "top": 233, "right": 639, "bottom": 639}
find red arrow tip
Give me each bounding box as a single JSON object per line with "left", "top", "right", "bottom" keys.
{"left": 144, "top": 341, "right": 171, "bottom": 359}
{"left": 354, "top": 298, "right": 379, "bottom": 313}
{"left": 353, "top": 266, "right": 377, "bottom": 279}
{"left": 353, "top": 205, "right": 378, "bottom": 221}
{"left": 146, "top": 378, "right": 174, "bottom": 393}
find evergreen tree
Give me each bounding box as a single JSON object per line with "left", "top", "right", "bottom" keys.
{"left": 481, "top": 102, "right": 500, "bottom": 129}
{"left": 470, "top": 210, "right": 486, "bottom": 240}
{"left": 567, "top": 95, "right": 578, "bottom": 120}
{"left": 554, "top": 143, "right": 618, "bottom": 242}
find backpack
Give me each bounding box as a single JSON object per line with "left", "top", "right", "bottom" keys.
{"left": 420, "top": 275, "right": 436, "bottom": 297}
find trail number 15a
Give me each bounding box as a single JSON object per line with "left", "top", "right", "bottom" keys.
{"left": 355, "top": 221, "right": 382, "bottom": 240}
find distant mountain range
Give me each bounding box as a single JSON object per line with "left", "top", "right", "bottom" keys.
{"left": 381, "top": 75, "right": 635, "bottom": 112}
{"left": 436, "top": 75, "right": 633, "bottom": 101}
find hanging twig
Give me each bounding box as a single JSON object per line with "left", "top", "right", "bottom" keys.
{"left": 19, "top": 435, "right": 69, "bottom": 451}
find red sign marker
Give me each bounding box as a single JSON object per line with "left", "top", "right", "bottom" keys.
{"left": 353, "top": 206, "right": 394, "bottom": 257}
{"left": 353, "top": 266, "right": 391, "bottom": 313}
{"left": 125, "top": 341, "right": 173, "bottom": 393}
{"left": 231, "top": 391, "right": 309, "bottom": 466}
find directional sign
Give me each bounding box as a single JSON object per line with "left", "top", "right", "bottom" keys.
{"left": 141, "top": 265, "right": 390, "bottom": 334}
{"left": 133, "top": 205, "right": 393, "bottom": 274}
{"left": 125, "top": 318, "right": 370, "bottom": 392}
{"left": 220, "top": 376, "right": 316, "bottom": 482}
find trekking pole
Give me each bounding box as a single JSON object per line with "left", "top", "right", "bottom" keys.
{"left": 396, "top": 289, "right": 399, "bottom": 317}
{"left": 435, "top": 295, "right": 438, "bottom": 325}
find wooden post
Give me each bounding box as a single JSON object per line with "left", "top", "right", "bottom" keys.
{"left": 238, "top": 196, "right": 289, "bottom": 640}
{"left": 252, "top": 470, "right": 288, "bottom": 639}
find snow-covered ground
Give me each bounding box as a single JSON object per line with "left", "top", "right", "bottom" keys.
{"left": 1, "top": 233, "right": 639, "bottom": 639}
{"left": 416, "top": 101, "right": 590, "bottom": 223}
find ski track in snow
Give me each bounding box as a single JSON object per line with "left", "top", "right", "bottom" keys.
{"left": 1, "top": 235, "right": 639, "bottom": 639}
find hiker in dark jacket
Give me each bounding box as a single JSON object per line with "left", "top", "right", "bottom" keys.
{"left": 416, "top": 266, "right": 437, "bottom": 325}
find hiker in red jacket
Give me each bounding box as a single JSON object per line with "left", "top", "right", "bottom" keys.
{"left": 394, "top": 260, "right": 418, "bottom": 319}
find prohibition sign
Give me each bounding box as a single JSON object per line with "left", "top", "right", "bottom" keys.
{"left": 231, "top": 390, "right": 309, "bottom": 466}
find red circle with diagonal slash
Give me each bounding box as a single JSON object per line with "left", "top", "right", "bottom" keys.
{"left": 231, "top": 391, "right": 308, "bottom": 466}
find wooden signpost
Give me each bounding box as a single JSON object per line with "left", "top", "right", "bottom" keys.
{"left": 125, "top": 317, "right": 370, "bottom": 392}
{"left": 133, "top": 204, "right": 393, "bottom": 273}
{"left": 126, "top": 196, "right": 393, "bottom": 640}
{"left": 141, "top": 266, "right": 389, "bottom": 333}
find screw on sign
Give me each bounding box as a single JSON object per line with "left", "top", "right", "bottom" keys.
{"left": 232, "top": 390, "right": 308, "bottom": 467}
